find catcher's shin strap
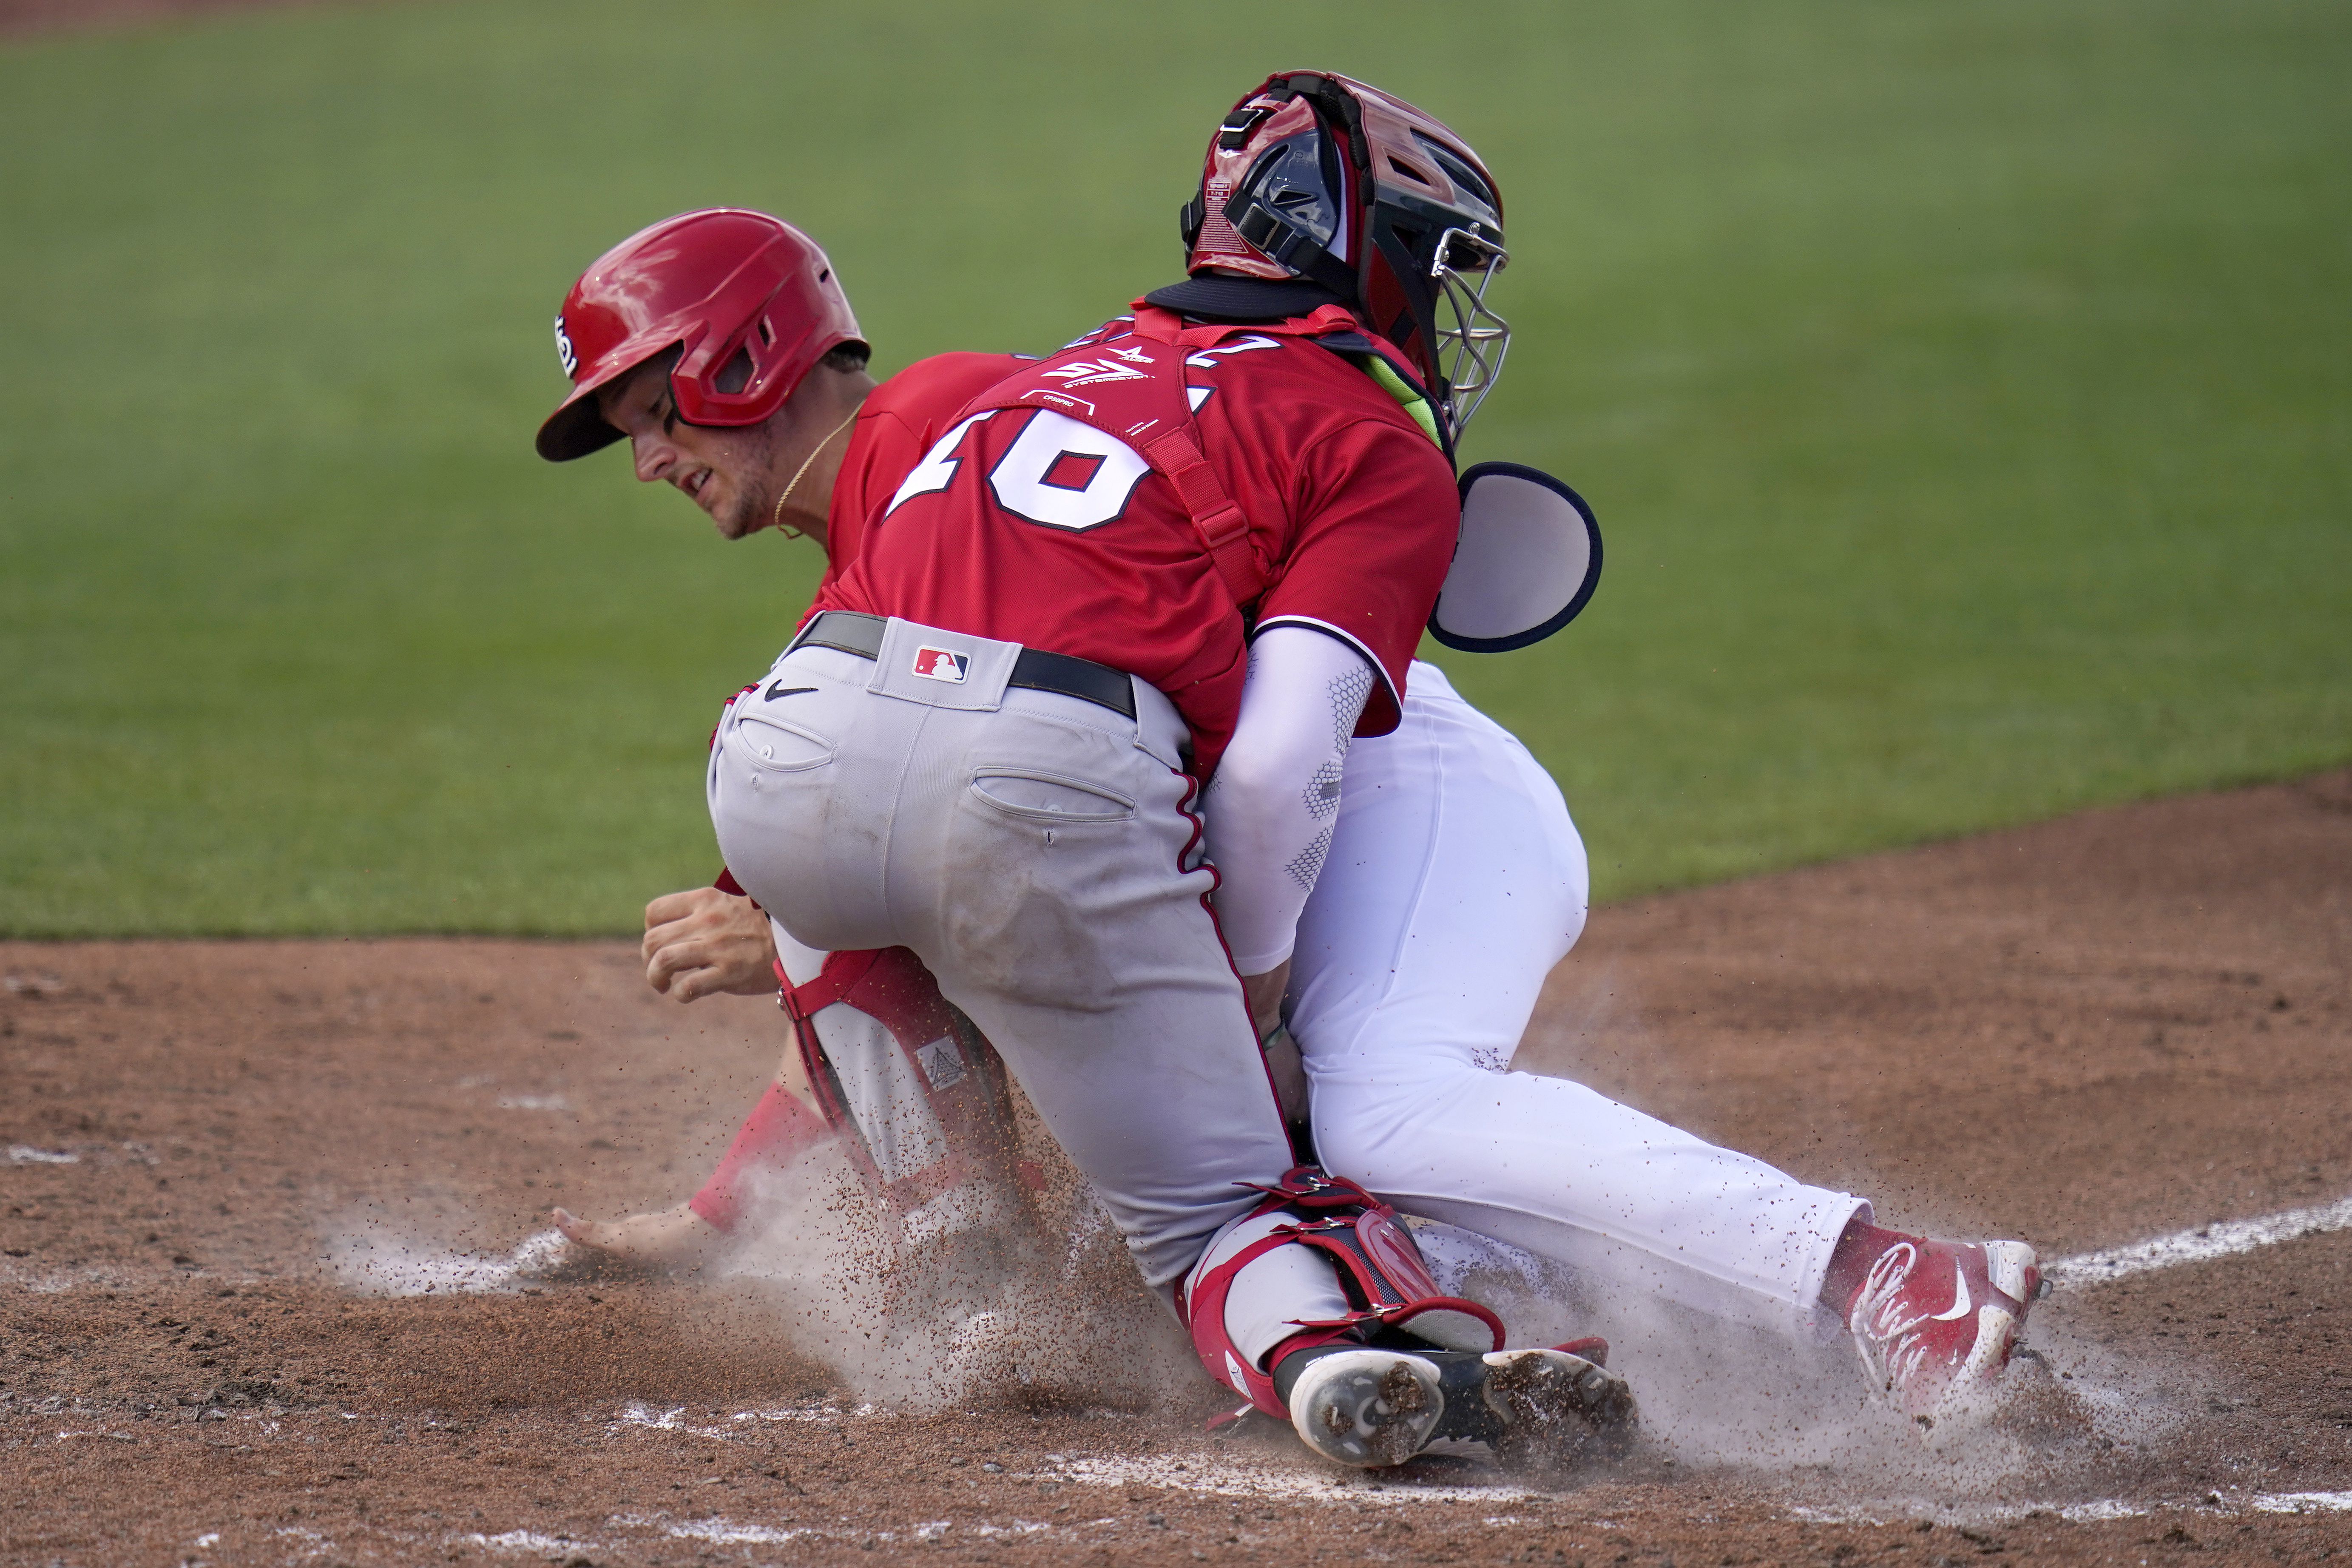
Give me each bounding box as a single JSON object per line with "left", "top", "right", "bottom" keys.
{"left": 775, "top": 947, "right": 1023, "bottom": 1219}
{"left": 1178, "top": 1165, "right": 1507, "bottom": 1421}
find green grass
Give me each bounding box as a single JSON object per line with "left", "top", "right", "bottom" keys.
{"left": 1, "top": 0, "right": 2346, "bottom": 934}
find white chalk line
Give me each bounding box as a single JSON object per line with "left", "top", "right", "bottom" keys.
{"left": 590, "top": 1406, "right": 2352, "bottom": 1525}
{"left": 325, "top": 1227, "right": 568, "bottom": 1296}
{"left": 191, "top": 1487, "right": 2352, "bottom": 1562}
{"left": 2251, "top": 1491, "right": 2352, "bottom": 1515}
{"left": 335, "top": 1187, "right": 2344, "bottom": 1305}
{"left": 1792, "top": 1491, "right": 2352, "bottom": 1527}
{"left": 2043, "top": 1193, "right": 2352, "bottom": 1290}
{"left": 33, "top": 1196, "right": 2352, "bottom": 1531}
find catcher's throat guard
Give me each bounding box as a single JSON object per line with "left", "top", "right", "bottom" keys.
{"left": 1428, "top": 462, "right": 1604, "bottom": 653}
{"left": 1179, "top": 1167, "right": 1506, "bottom": 1420}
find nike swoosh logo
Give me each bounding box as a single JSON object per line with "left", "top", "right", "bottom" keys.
{"left": 765, "top": 683, "right": 818, "bottom": 701}
{"left": 1929, "top": 1270, "right": 1973, "bottom": 1321}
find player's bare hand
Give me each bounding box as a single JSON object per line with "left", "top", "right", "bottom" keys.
{"left": 1240, "top": 960, "right": 1292, "bottom": 1040}
{"left": 642, "top": 887, "right": 779, "bottom": 1002}
{"left": 550, "top": 1204, "right": 724, "bottom": 1275}
{"left": 1241, "top": 961, "right": 1307, "bottom": 1122}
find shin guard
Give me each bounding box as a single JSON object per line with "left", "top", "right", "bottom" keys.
{"left": 781, "top": 947, "right": 1031, "bottom": 1238}
{"left": 1178, "top": 1166, "right": 1507, "bottom": 1420}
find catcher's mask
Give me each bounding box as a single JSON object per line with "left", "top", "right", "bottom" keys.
{"left": 1177, "top": 71, "right": 1510, "bottom": 439}
{"left": 536, "top": 208, "right": 866, "bottom": 463}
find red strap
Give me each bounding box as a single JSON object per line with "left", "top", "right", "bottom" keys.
{"left": 778, "top": 948, "right": 885, "bottom": 1022}
{"left": 1179, "top": 1224, "right": 1358, "bottom": 1421}
{"left": 686, "top": 1080, "right": 834, "bottom": 1233}
{"left": 1179, "top": 1166, "right": 1513, "bottom": 1421}
{"left": 1131, "top": 304, "right": 1182, "bottom": 343}
{"left": 947, "top": 312, "right": 1312, "bottom": 612}
{"left": 1129, "top": 300, "right": 1364, "bottom": 352}
{"left": 1138, "top": 425, "right": 1263, "bottom": 607}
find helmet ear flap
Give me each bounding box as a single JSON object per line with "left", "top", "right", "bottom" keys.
{"left": 1179, "top": 192, "right": 1205, "bottom": 252}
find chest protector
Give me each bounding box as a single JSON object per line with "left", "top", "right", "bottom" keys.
{"left": 949, "top": 304, "right": 1600, "bottom": 648}
{"left": 945, "top": 303, "right": 1369, "bottom": 613}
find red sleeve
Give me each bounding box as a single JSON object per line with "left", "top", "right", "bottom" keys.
{"left": 1254, "top": 418, "right": 1458, "bottom": 736}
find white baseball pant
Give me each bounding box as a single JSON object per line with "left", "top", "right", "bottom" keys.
{"left": 1286, "top": 660, "right": 1866, "bottom": 1338}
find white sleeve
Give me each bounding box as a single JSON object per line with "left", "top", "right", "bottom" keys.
{"left": 1204, "top": 625, "right": 1376, "bottom": 974}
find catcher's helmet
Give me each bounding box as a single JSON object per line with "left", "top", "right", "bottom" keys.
{"left": 536, "top": 209, "right": 865, "bottom": 463}
{"left": 1176, "top": 72, "right": 1509, "bottom": 437}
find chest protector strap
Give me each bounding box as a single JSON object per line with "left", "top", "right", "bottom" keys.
{"left": 947, "top": 303, "right": 1369, "bottom": 613}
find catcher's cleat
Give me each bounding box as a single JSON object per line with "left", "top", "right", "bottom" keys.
{"left": 1845, "top": 1237, "right": 2041, "bottom": 1435}
{"left": 1277, "top": 1344, "right": 1636, "bottom": 1470}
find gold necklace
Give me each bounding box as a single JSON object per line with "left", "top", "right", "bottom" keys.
{"left": 769, "top": 409, "right": 861, "bottom": 540}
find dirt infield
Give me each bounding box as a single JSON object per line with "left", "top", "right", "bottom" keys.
{"left": 4, "top": 770, "right": 2349, "bottom": 1565}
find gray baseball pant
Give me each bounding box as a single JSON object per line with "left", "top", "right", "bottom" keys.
{"left": 707, "top": 616, "right": 1296, "bottom": 1292}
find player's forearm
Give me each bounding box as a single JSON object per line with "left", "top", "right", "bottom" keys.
{"left": 1204, "top": 625, "right": 1373, "bottom": 974}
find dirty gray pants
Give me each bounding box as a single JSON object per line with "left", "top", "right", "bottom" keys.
{"left": 707, "top": 616, "right": 1295, "bottom": 1292}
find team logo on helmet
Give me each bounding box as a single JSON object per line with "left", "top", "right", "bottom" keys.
{"left": 552, "top": 315, "right": 578, "bottom": 379}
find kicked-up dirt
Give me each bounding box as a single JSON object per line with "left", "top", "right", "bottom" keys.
{"left": 3, "top": 770, "right": 2349, "bottom": 1565}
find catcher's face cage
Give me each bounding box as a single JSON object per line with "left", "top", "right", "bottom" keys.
{"left": 1429, "top": 226, "right": 1511, "bottom": 435}
{"left": 1359, "top": 174, "right": 1511, "bottom": 443}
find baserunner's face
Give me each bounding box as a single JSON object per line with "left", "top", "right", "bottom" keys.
{"left": 596, "top": 357, "right": 780, "bottom": 540}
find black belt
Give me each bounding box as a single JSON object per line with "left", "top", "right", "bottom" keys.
{"left": 787, "top": 611, "right": 1137, "bottom": 721}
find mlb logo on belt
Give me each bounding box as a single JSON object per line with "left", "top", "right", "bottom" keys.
{"left": 912, "top": 646, "right": 970, "bottom": 684}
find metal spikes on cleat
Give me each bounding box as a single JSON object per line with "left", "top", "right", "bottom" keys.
{"left": 1281, "top": 1345, "right": 1636, "bottom": 1470}
{"left": 1284, "top": 1349, "right": 1444, "bottom": 1468}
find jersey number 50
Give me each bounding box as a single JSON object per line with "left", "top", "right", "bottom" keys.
{"left": 885, "top": 408, "right": 1150, "bottom": 533}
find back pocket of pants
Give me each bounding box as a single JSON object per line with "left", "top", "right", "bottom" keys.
{"left": 729, "top": 712, "right": 836, "bottom": 772}
{"left": 969, "top": 767, "right": 1134, "bottom": 823}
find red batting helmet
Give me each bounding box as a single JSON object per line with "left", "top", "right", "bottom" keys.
{"left": 536, "top": 209, "right": 865, "bottom": 463}
{"left": 1177, "top": 72, "right": 1510, "bottom": 437}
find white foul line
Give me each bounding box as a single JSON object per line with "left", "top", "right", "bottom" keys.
{"left": 2042, "top": 1194, "right": 2352, "bottom": 1290}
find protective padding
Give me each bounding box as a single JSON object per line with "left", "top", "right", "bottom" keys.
{"left": 1179, "top": 1166, "right": 1506, "bottom": 1420}
{"left": 1429, "top": 462, "right": 1602, "bottom": 653}
{"left": 780, "top": 947, "right": 1028, "bottom": 1223}
{"left": 537, "top": 208, "right": 863, "bottom": 462}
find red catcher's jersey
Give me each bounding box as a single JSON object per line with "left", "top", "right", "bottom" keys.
{"left": 813, "top": 321, "right": 1458, "bottom": 773}
{"left": 821, "top": 352, "right": 1027, "bottom": 594}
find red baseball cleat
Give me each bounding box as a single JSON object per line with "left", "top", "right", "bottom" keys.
{"left": 1846, "top": 1237, "right": 2041, "bottom": 1434}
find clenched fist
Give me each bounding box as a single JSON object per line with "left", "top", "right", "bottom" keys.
{"left": 642, "top": 886, "right": 780, "bottom": 1002}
